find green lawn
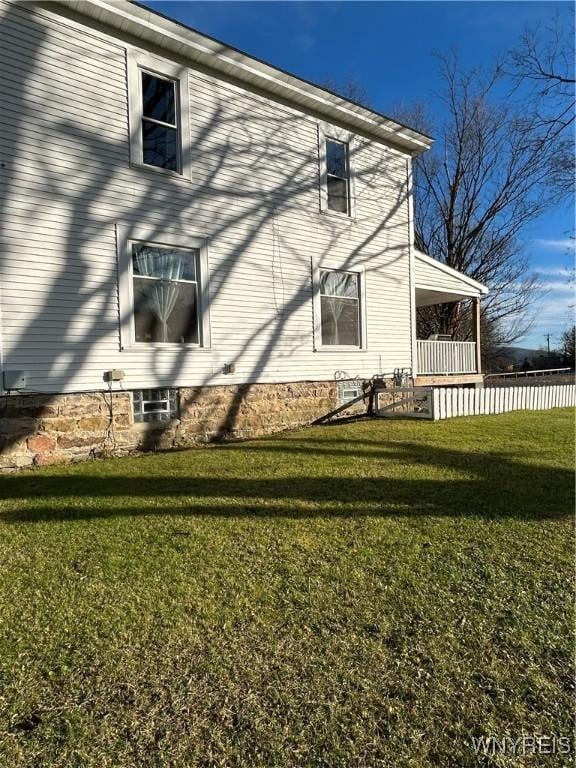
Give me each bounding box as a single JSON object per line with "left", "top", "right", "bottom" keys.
{"left": 0, "top": 410, "right": 573, "bottom": 767}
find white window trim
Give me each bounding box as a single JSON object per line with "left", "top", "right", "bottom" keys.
{"left": 318, "top": 123, "right": 357, "bottom": 219}
{"left": 311, "top": 259, "right": 367, "bottom": 352}
{"left": 116, "top": 225, "right": 211, "bottom": 351}
{"left": 127, "top": 49, "right": 192, "bottom": 180}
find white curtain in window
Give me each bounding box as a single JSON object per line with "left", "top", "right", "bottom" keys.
{"left": 325, "top": 299, "right": 345, "bottom": 345}
{"left": 134, "top": 248, "right": 186, "bottom": 342}
{"left": 320, "top": 270, "right": 359, "bottom": 346}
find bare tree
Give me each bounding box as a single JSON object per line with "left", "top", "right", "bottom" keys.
{"left": 508, "top": 17, "right": 575, "bottom": 129}
{"left": 559, "top": 325, "right": 575, "bottom": 367}
{"left": 400, "top": 53, "right": 572, "bottom": 346}
{"left": 320, "top": 76, "right": 373, "bottom": 109}
{"left": 507, "top": 15, "right": 576, "bottom": 198}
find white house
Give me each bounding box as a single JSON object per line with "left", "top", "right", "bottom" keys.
{"left": 0, "top": 0, "right": 488, "bottom": 467}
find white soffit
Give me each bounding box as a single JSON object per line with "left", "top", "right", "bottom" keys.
{"left": 56, "top": 0, "right": 434, "bottom": 155}
{"left": 416, "top": 288, "right": 478, "bottom": 307}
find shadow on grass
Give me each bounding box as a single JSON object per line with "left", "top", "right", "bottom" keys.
{"left": 0, "top": 440, "right": 572, "bottom": 522}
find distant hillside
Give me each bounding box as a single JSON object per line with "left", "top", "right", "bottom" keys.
{"left": 487, "top": 345, "right": 567, "bottom": 373}
{"left": 495, "top": 346, "right": 540, "bottom": 363}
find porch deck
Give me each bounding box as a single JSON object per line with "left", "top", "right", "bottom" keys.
{"left": 414, "top": 373, "right": 484, "bottom": 387}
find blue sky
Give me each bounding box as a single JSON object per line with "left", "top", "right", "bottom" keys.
{"left": 143, "top": 0, "right": 575, "bottom": 349}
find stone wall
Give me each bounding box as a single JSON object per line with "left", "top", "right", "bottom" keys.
{"left": 0, "top": 380, "right": 364, "bottom": 470}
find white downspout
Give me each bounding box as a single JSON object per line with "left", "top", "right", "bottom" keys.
{"left": 406, "top": 156, "right": 417, "bottom": 381}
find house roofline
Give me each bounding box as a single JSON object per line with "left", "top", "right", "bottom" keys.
{"left": 415, "top": 251, "right": 489, "bottom": 295}
{"left": 56, "top": 0, "right": 434, "bottom": 156}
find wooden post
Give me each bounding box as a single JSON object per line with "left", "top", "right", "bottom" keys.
{"left": 473, "top": 297, "right": 482, "bottom": 373}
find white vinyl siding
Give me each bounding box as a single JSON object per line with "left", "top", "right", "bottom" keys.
{"left": 0, "top": 0, "right": 414, "bottom": 394}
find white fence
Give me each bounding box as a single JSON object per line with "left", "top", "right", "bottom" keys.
{"left": 417, "top": 340, "right": 477, "bottom": 375}
{"left": 486, "top": 367, "right": 572, "bottom": 380}
{"left": 432, "top": 384, "right": 575, "bottom": 420}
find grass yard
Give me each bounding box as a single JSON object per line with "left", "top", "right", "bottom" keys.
{"left": 0, "top": 409, "right": 574, "bottom": 767}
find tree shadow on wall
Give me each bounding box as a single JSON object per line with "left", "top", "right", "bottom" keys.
{"left": 0, "top": 1, "right": 414, "bottom": 462}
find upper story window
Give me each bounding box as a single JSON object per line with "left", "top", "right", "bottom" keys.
{"left": 128, "top": 51, "right": 191, "bottom": 179}
{"left": 326, "top": 139, "right": 350, "bottom": 214}
{"left": 117, "top": 226, "right": 211, "bottom": 349}
{"left": 318, "top": 125, "right": 355, "bottom": 217}
{"left": 141, "top": 72, "right": 179, "bottom": 171}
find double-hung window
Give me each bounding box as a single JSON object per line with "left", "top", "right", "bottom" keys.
{"left": 128, "top": 51, "right": 191, "bottom": 178}
{"left": 117, "top": 226, "right": 210, "bottom": 349}
{"left": 325, "top": 139, "right": 350, "bottom": 214}
{"left": 319, "top": 125, "right": 355, "bottom": 217}
{"left": 132, "top": 243, "right": 199, "bottom": 344}
{"left": 141, "top": 72, "right": 179, "bottom": 172}
{"left": 319, "top": 269, "right": 362, "bottom": 347}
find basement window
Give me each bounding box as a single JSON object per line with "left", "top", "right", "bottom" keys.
{"left": 338, "top": 381, "right": 362, "bottom": 405}
{"left": 133, "top": 389, "right": 178, "bottom": 423}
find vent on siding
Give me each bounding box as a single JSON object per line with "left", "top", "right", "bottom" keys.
{"left": 133, "top": 389, "right": 179, "bottom": 423}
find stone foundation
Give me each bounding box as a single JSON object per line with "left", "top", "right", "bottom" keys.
{"left": 0, "top": 380, "right": 371, "bottom": 470}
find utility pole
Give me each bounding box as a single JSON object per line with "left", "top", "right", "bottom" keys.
{"left": 545, "top": 333, "right": 551, "bottom": 359}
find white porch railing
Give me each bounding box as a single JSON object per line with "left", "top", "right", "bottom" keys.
{"left": 417, "top": 340, "right": 477, "bottom": 375}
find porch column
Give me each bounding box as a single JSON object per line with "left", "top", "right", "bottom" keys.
{"left": 473, "top": 297, "right": 482, "bottom": 373}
